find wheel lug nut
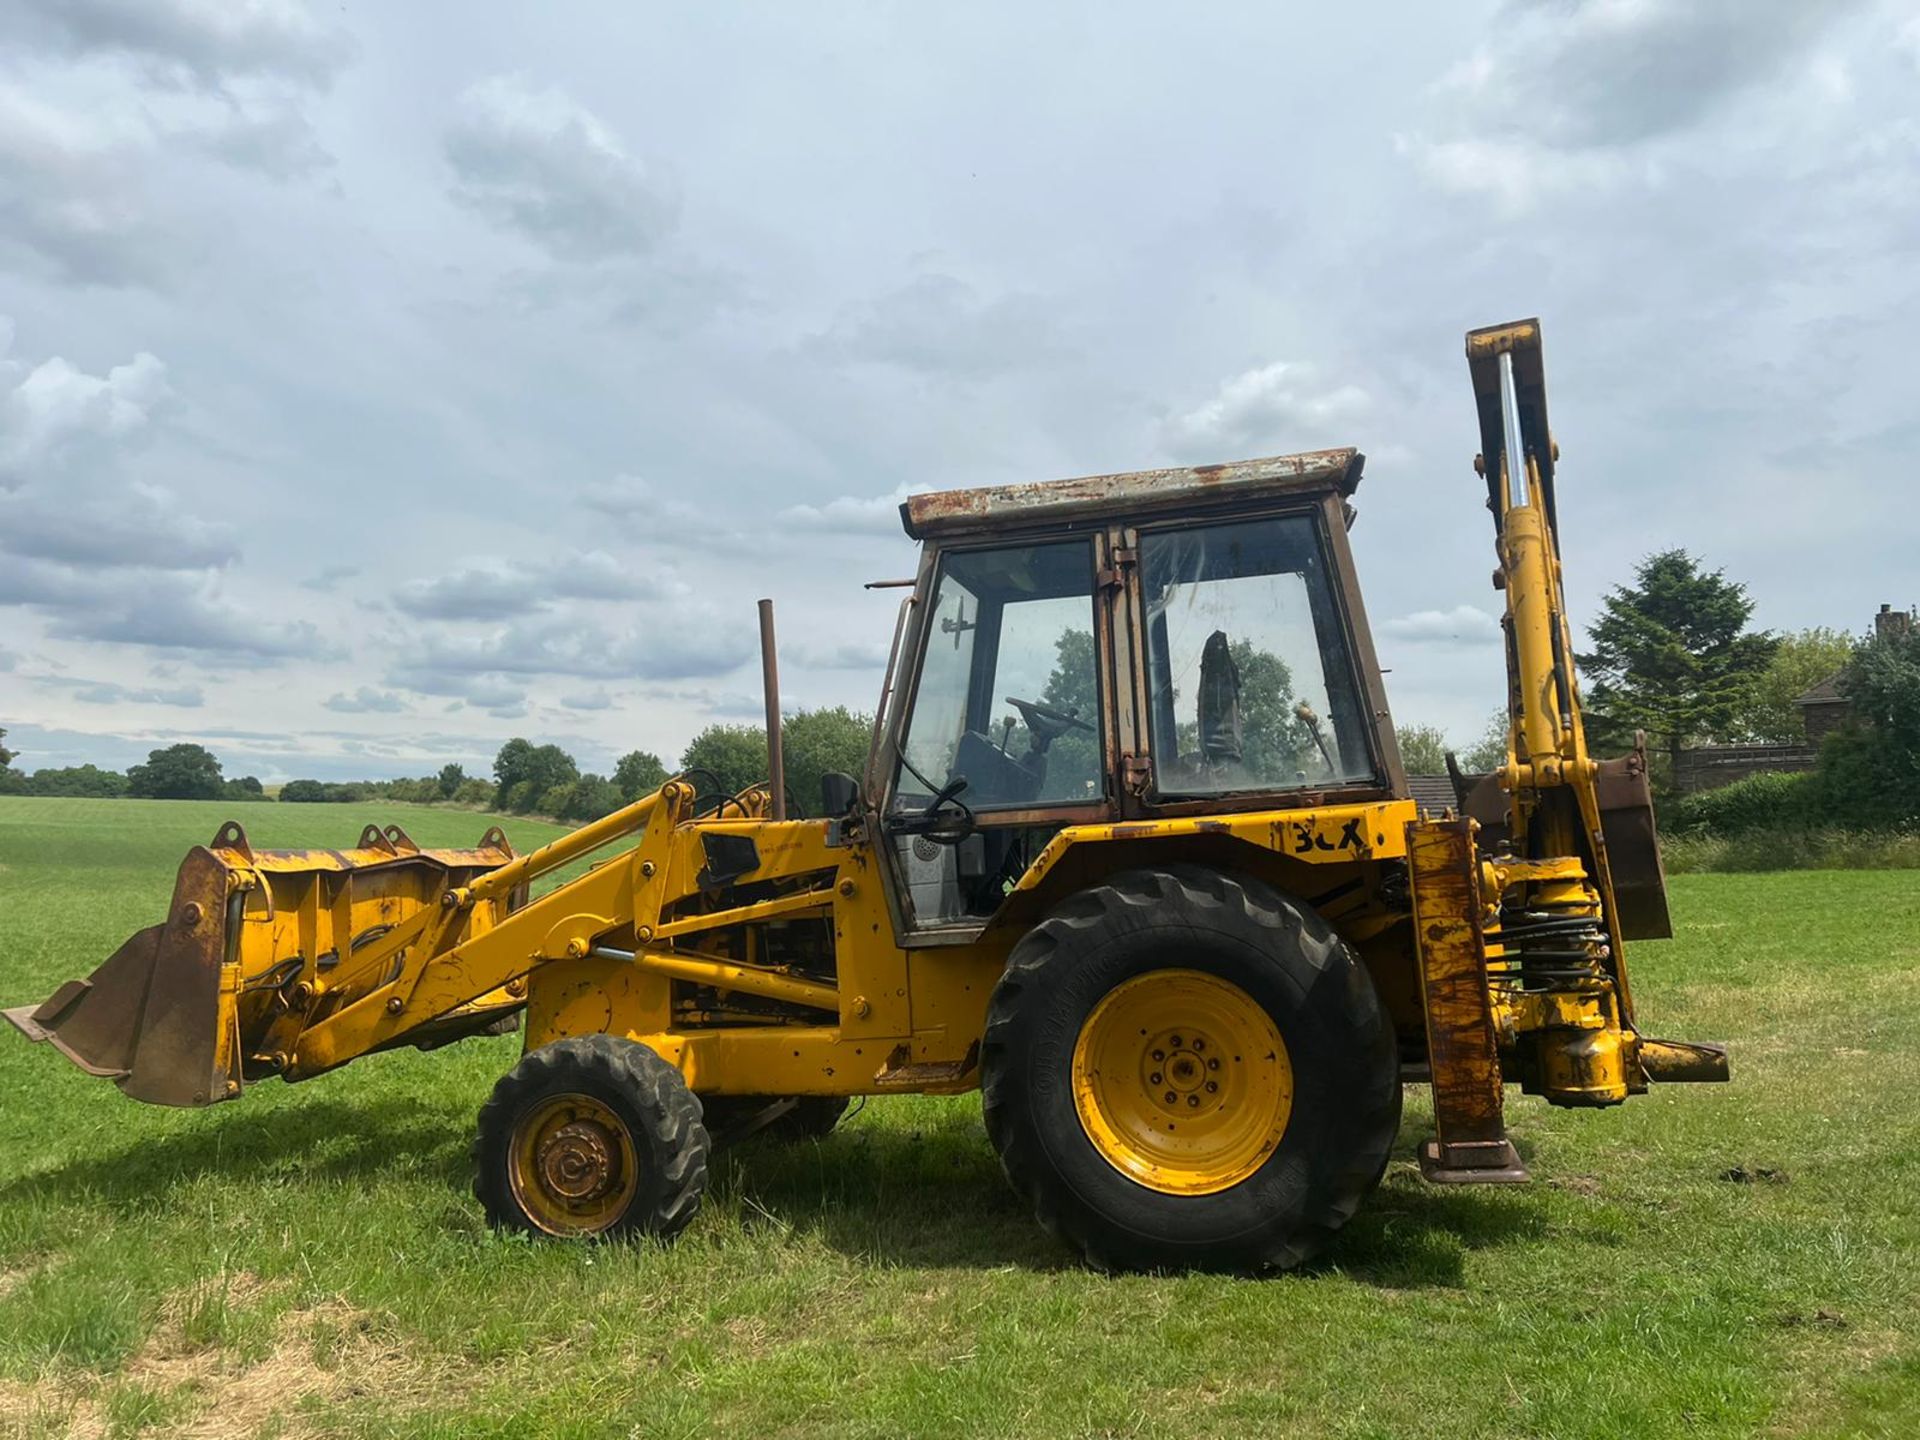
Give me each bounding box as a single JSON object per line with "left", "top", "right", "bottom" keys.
{"left": 1151, "top": 1050, "right": 1165, "bottom": 1062}
{"left": 1205, "top": 1081, "right": 1218, "bottom": 1094}
{"left": 1208, "top": 1058, "right": 1220, "bottom": 1070}
{"left": 1187, "top": 1095, "right": 1200, "bottom": 1107}
{"left": 1170, "top": 1035, "right": 1182, "bottom": 1047}
{"left": 1165, "top": 1091, "right": 1177, "bottom": 1104}
{"left": 1149, "top": 1072, "right": 1162, "bottom": 1085}
{"left": 1192, "top": 1038, "right": 1205, "bottom": 1052}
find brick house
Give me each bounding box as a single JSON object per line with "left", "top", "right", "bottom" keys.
{"left": 1672, "top": 603, "right": 1911, "bottom": 794}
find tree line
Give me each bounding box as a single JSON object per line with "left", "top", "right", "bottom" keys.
{"left": 0, "top": 707, "right": 874, "bottom": 824}
{"left": 0, "top": 737, "right": 267, "bottom": 801}
{"left": 470, "top": 707, "right": 873, "bottom": 821}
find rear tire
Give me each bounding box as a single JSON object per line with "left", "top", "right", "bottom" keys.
{"left": 474, "top": 1035, "right": 709, "bottom": 1241}
{"left": 982, "top": 865, "right": 1400, "bottom": 1273}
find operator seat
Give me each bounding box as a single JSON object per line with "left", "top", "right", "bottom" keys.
{"left": 1197, "top": 630, "right": 1244, "bottom": 767}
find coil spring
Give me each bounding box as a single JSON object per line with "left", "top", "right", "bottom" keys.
{"left": 1486, "top": 905, "right": 1609, "bottom": 990}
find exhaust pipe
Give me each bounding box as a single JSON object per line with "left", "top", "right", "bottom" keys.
{"left": 759, "top": 597, "right": 786, "bottom": 821}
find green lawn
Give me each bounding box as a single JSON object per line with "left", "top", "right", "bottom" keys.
{"left": 0, "top": 796, "right": 1915, "bottom": 1438}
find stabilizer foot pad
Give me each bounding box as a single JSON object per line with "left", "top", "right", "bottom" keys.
{"left": 1419, "top": 1137, "right": 1530, "bottom": 1185}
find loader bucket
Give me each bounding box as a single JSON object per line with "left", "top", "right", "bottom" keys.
{"left": 4, "top": 820, "right": 523, "bottom": 1107}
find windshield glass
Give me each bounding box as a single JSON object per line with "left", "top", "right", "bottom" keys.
{"left": 1140, "top": 513, "right": 1375, "bottom": 796}
{"left": 893, "top": 539, "right": 1101, "bottom": 812}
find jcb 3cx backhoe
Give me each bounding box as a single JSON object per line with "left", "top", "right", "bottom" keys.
{"left": 8, "top": 320, "right": 1726, "bottom": 1272}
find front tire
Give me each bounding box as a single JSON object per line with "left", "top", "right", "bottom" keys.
{"left": 981, "top": 865, "right": 1400, "bottom": 1273}
{"left": 474, "top": 1035, "right": 709, "bottom": 1240}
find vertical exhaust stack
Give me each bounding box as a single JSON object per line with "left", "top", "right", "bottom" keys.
{"left": 759, "top": 598, "right": 786, "bottom": 821}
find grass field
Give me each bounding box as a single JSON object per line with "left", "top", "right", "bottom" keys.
{"left": 1, "top": 796, "right": 1916, "bottom": 1438}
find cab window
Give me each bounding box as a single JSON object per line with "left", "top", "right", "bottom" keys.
{"left": 1139, "top": 514, "right": 1374, "bottom": 796}
{"left": 893, "top": 539, "right": 1101, "bottom": 812}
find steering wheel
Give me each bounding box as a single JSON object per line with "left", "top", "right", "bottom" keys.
{"left": 1005, "top": 696, "right": 1094, "bottom": 745}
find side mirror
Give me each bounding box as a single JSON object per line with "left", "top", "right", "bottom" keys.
{"left": 819, "top": 771, "right": 860, "bottom": 817}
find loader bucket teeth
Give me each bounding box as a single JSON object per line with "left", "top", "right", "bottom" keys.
{"left": 5, "top": 822, "right": 523, "bottom": 1107}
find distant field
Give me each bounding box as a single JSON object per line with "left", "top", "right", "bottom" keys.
{"left": 0, "top": 796, "right": 1915, "bottom": 1438}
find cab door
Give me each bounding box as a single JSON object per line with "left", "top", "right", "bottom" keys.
{"left": 875, "top": 531, "right": 1120, "bottom": 943}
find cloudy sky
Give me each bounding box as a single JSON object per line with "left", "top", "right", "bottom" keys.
{"left": 3, "top": 0, "right": 1916, "bottom": 783}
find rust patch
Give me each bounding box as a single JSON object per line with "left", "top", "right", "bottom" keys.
{"left": 903, "top": 449, "right": 1360, "bottom": 539}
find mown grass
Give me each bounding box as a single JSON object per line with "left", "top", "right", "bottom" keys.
{"left": 0, "top": 795, "right": 1916, "bottom": 1437}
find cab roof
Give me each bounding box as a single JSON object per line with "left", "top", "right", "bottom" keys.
{"left": 899, "top": 447, "right": 1364, "bottom": 541}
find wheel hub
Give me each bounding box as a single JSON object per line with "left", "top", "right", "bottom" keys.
{"left": 509, "top": 1093, "right": 640, "bottom": 1235}
{"left": 1071, "top": 969, "right": 1294, "bottom": 1196}
{"left": 538, "top": 1120, "right": 618, "bottom": 1201}
{"left": 1145, "top": 1029, "right": 1221, "bottom": 1111}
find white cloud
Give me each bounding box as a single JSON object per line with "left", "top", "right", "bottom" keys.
{"left": 325, "top": 686, "right": 407, "bottom": 714}
{"left": 790, "top": 639, "right": 894, "bottom": 671}
{"left": 36, "top": 673, "right": 205, "bottom": 707}
{"left": 40, "top": 572, "right": 338, "bottom": 659}
{"left": 389, "top": 607, "right": 753, "bottom": 694}
{"left": 1380, "top": 605, "right": 1503, "bottom": 647}
{"left": 561, "top": 689, "right": 614, "bottom": 711}
{"left": 0, "top": 327, "right": 328, "bottom": 661}
{"left": 300, "top": 564, "right": 359, "bottom": 592}
{"left": 1161, "top": 362, "right": 1368, "bottom": 459}
{"left": 1402, "top": 0, "right": 1868, "bottom": 211}
{"left": 1394, "top": 133, "right": 1639, "bottom": 216}
{"left": 174, "top": 103, "right": 333, "bottom": 180}
{"left": 811, "top": 274, "right": 1062, "bottom": 379}
{"left": 445, "top": 76, "right": 677, "bottom": 262}
{"left": 391, "top": 551, "right": 665, "bottom": 620}
{"left": 1431, "top": 0, "right": 1864, "bottom": 150}
{"left": 6, "top": 0, "right": 356, "bottom": 89}
{"left": 0, "top": 334, "right": 171, "bottom": 486}
{"left": 778, "top": 485, "right": 919, "bottom": 538}
{"left": 1900, "top": 16, "right": 1920, "bottom": 69}
{"left": 1, "top": 483, "right": 237, "bottom": 568}
{"left": 579, "top": 473, "right": 702, "bottom": 524}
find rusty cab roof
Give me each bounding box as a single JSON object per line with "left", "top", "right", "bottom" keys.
{"left": 899, "top": 448, "right": 1364, "bottom": 541}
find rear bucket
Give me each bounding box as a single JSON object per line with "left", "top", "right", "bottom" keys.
{"left": 1458, "top": 738, "right": 1672, "bottom": 943}
{"left": 4, "top": 820, "right": 521, "bottom": 1107}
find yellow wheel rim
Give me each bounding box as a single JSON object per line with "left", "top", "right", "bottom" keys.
{"left": 1071, "top": 969, "right": 1293, "bottom": 1196}
{"left": 508, "top": 1092, "right": 640, "bottom": 1236}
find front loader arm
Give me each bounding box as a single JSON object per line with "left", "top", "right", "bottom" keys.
{"left": 289, "top": 788, "right": 684, "bottom": 1076}
{"left": 8, "top": 778, "right": 851, "bottom": 1105}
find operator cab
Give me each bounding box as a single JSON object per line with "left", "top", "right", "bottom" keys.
{"left": 873, "top": 449, "right": 1405, "bottom": 940}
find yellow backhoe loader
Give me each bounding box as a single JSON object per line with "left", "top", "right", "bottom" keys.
{"left": 7, "top": 320, "right": 1726, "bottom": 1272}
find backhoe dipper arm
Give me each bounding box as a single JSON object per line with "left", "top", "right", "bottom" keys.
{"left": 1467, "top": 320, "right": 1650, "bottom": 1019}
{"left": 1468, "top": 320, "right": 1585, "bottom": 807}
